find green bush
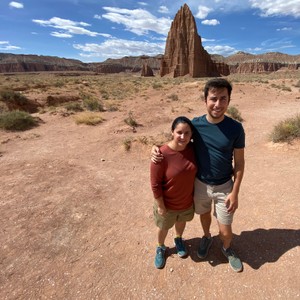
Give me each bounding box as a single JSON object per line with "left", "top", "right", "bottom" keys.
{"left": 65, "top": 102, "right": 83, "bottom": 112}
{"left": 0, "top": 110, "right": 38, "bottom": 131}
{"left": 82, "top": 96, "right": 104, "bottom": 112}
{"left": 0, "top": 89, "right": 29, "bottom": 105}
{"left": 270, "top": 114, "right": 300, "bottom": 143}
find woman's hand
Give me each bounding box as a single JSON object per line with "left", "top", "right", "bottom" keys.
{"left": 157, "top": 205, "right": 167, "bottom": 216}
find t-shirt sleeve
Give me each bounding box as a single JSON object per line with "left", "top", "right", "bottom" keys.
{"left": 150, "top": 160, "right": 165, "bottom": 199}
{"left": 234, "top": 123, "right": 245, "bottom": 148}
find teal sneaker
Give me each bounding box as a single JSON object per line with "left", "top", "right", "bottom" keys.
{"left": 197, "top": 236, "right": 213, "bottom": 259}
{"left": 174, "top": 237, "right": 187, "bottom": 258}
{"left": 222, "top": 247, "right": 243, "bottom": 272}
{"left": 154, "top": 246, "right": 166, "bottom": 269}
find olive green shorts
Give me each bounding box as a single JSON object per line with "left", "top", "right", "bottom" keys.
{"left": 153, "top": 202, "right": 194, "bottom": 230}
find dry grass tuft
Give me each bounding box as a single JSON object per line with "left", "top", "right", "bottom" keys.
{"left": 74, "top": 112, "right": 104, "bottom": 125}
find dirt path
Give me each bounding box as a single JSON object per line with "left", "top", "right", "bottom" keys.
{"left": 0, "top": 76, "right": 299, "bottom": 299}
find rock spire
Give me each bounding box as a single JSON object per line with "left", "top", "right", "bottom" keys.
{"left": 160, "top": 4, "right": 226, "bottom": 77}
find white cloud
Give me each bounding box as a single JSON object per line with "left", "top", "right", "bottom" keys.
{"left": 0, "top": 41, "right": 21, "bottom": 50}
{"left": 51, "top": 32, "right": 73, "bottom": 38}
{"left": 204, "top": 44, "right": 237, "bottom": 56}
{"left": 138, "top": 2, "right": 148, "bottom": 6}
{"left": 250, "top": 0, "right": 300, "bottom": 17}
{"left": 73, "top": 38, "right": 165, "bottom": 60}
{"left": 261, "top": 37, "right": 294, "bottom": 49}
{"left": 195, "top": 6, "right": 212, "bottom": 19}
{"left": 276, "top": 27, "right": 292, "bottom": 31}
{"left": 94, "top": 14, "right": 102, "bottom": 20}
{"left": 102, "top": 7, "right": 172, "bottom": 36}
{"left": 9, "top": 1, "right": 23, "bottom": 9}
{"left": 201, "top": 19, "right": 220, "bottom": 26}
{"left": 158, "top": 6, "right": 169, "bottom": 14}
{"left": 32, "top": 17, "right": 110, "bottom": 38}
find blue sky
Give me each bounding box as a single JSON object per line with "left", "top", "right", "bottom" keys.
{"left": 1, "top": 0, "right": 300, "bottom": 62}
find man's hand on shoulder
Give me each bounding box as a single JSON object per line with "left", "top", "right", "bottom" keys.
{"left": 151, "top": 145, "right": 163, "bottom": 164}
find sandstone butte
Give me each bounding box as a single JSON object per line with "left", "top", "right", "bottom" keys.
{"left": 159, "top": 3, "right": 229, "bottom": 78}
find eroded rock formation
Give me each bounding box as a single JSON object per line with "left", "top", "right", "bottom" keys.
{"left": 141, "top": 64, "right": 154, "bottom": 77}
{"left": 160, "top": 4, "right": 226, "bottom": 77}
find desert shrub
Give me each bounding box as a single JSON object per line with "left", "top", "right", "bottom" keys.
{"left": 54, "top": 81, "right": 64, "bottom": 88}
{"left": 74, "top": 112, "right": 104, "bottom": 125}
{"left": 0, "top": 110, "right": 38, "bottom": 131}
{"left": 0, "top": 89, "right": 29, "bottom": 105}
{"left": 281, "top": 86, "right": 292, "bottom": 92}
{"left": 226, "top": 106, "right": 244, "bottom": 122}
{"left": 124, "top": 111, "right": 138, "bottom": 127}
{"left": 65, "top": 102, "right": 83, "bottom": 112}
{"left": 167, "top": 93, "right": 179, "bottom": 101}
{"left": 105, "top": 101, "right": 118, "bottom": 112}
{"left": 270, "top": 114, "right": 300, "bottom": 143}
{"left": 123, "top": 138, "right": 132, "bottom": 151}
{"left": 152, "top": 82, "right": 163, "bottom": 89}
{"left": 138, "top": 136, "right": 149, "bottom": 145}
{"left": 82, "top": 94, "right": 104, "bottom": 112}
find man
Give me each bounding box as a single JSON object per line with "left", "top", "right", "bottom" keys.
{"left": 152, "top": 78, "right": 245, "bottom": 272}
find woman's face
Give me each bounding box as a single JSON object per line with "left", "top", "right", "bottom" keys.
{"left": 172, "top": 122, "right": 192, "bottom": 148}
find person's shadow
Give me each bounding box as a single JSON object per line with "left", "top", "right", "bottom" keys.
{"left": 180, "top": 228, "right": 300, "bottom": 270}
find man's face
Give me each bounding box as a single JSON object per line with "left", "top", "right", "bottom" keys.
{"left": 205, "top": 87, "right": 230, "bottom": 122}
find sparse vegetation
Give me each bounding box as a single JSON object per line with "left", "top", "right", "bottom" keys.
{"left": 270, "top": 114, "right": 300, "bottom": 143}
{"left": 123, "top": 137, "right": 132, "bottom": 151}
{"left": 0, "top": 110, "right": 38, "bottom": 131}
{"left": 167, "top": 93, "right": 179, "bottom": 101}
{"left": 82, "top": 95, "right": 104, "bottom": 111}
{"left": 105, "top": 101, "right": 119, "bottom": 112}
{"left": 74, "top": 112, "right": 104, "bottom": 125}
{"left": 124, "top": 111, "right": 138, "bottom": 128}
{"left": 226, "top": 106, "right": 244, "bottom": 122}
{"left": 65, "top": 102, "right": 84, "bottom": 112}
{"left": 0, "top": 88, "right": 29, "bottom": 106}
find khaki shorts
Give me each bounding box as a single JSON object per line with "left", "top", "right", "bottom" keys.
{"left": 153, "top": 203, "right": 194, "bottom": 230}
{"left": 194, "top": 178, "right": 234, "bottom": 225}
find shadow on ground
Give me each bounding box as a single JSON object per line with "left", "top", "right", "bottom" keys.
{"left": 166, "top": 228, "right": 300, "bottom": 270}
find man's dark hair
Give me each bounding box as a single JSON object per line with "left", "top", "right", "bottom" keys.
{"left": 204, "top": 78, "right": 232, "bottom": 100}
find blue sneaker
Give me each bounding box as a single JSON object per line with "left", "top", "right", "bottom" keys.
{"left": 222, "top": 247, "right": 243, "bottom": 272}
{"left": 174, "top": 237, "right": 187, "bottom": 257}
{"left": 197, "top": 236, "right": 213, "bottom": 259}
{"left": 154, "top": 246, "right": 166, "bottom": 269}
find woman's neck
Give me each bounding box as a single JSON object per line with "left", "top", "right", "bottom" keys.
{"left": 168, "top": 140, "right": 186, "bottom": 152}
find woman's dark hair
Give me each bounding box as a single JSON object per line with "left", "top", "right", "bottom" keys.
{"left": 171, "top": 116, "right": 194, "bottom": 133}
{"left": 204, "top": 78, "right": 232, "bottom": 100}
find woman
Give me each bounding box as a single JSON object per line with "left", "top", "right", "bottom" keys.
{"left": 150, "top": 116, "right": 197, "bottom": 269}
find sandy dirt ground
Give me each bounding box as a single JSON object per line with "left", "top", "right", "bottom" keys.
{"left": 0, "top": 73, "right": 300, "bottom": 299}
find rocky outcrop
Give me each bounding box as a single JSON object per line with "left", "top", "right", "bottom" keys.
{"left": 91, "top": 63, "right": 126, "bottom": 73}
{"left": 141, "top": 64, "right": 154, "bottom": 77}
{"left": 220, "top": 51, "right": 300, "bottom": 73}
{"left": 160, "top": 4, "right": 222, "bottom": 78}
{"left": 0, "top": 53, "right": 88, "bottom": 73}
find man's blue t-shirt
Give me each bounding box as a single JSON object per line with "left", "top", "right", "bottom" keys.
{"left": 192, "top": 115, "right": 245, "bottom": 185}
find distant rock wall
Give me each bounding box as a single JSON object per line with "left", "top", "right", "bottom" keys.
{"left": 229, "top": 62, "right": 299, "bottom": 73}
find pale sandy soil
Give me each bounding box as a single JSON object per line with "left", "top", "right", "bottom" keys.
{"left": 0, "top": 73, "right": 300, "bottom": 299}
